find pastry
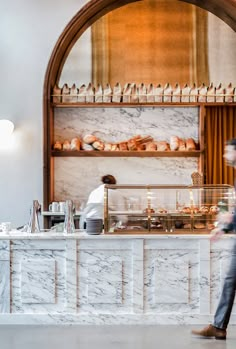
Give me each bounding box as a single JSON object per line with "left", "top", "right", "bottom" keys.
{"left": 119, "top": 142, "right": 128, "bottom": 151}
{"left": 210, "top": 205, "right": 219, "bottom": 214}
{"left": 144, "top": 208, "right": 155, "bottom": 214}
{"left": 111, "top": 144, "right": 118, "bottom": 151}
{"left": 104, "top": 143, "right": 112, "bottom": 151}
{"left": 70, "top": 137, "right": 80, "bottom": 151}
{"left": 186, "top": 138, "right": 196, "bottom": 151}
{"left": 183, "top": 223, "right": 191, "bottom": 229}
{"left": 200, "top": 206, "right": 209, "bottom": 214}
{"left": 206, "top": 83, "right": 215, "bottom": 103}
{"left": 62, "top": 140, "right": 71, "bottom": 151}
{"left": 182, "top": 207, "right": 191, "bottom": 214}
{"left": 83, "top": 134, "right": 98, "bottom": 144}
{"left": 194, "top": 223, "right": 205, "bottom": 229}
{"left": 170, "top": 136, "right": 179, "bottom": 150}
{"left": 92, "top": 140, "right": 104, "bottom": 150}
{"left": 81, "top": 143, "right": 94, "bottom": 151}
{"left": 53, "top": 141, "right": 62, "bottom": 151}
{"left": 178, "top": 139, "right": 186, "bottom": 151}
{"left": 156, "top": 141, "right": 169, "bottom": 151}
{"left": 158, "top": 208, "right": 168, "bottom": 214}
{"left": 145, "top": 142, "right": 157, "bottom": 151}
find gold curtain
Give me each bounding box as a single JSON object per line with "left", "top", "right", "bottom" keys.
{"left": 205, "top": 106, "right": 236, "bottom": 185}
{"left": 91, "top": 0, "right": 209, "bottom": 86}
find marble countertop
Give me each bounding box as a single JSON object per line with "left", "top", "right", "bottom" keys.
{"left": 0, "top": 230, "right": 235, "bottom": 240}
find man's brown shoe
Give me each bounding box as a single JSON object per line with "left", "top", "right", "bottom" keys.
{"left": 191, "top": 324, "right": 226, "bottom": 340}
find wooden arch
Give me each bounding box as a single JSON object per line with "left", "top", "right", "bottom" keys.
{"left": 43, "top": 0, "right": 236, "bottom": 209}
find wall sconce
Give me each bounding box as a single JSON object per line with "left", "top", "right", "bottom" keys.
{"left": 0, "top": 119, "right": 15, "bottom": 148}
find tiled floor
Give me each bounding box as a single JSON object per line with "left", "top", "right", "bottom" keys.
{"left": 0, "top": 325, "right": 235, "bottom": 349}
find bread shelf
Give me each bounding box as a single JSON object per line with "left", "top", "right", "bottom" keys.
{"left": 52, "top": 102, "right": 236, "bottom": 108}
{"left": 52, "top": 150, "right": 203, "bottom": 157}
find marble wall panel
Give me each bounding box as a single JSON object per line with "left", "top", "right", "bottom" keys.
{"left": 154, "top": 259, "right": 189, "bottom": 304}
{"left": 86, "top": 257, "right": 122, "bottom": 304}
{"left": 0, "top": 261, "right": 10, "bottom": 313}
{"left": 11, "top": 248, "right": 66, "bottom": 314}
{"left": 78, "top": 247, "right": 133, "bottom": 313}
{"left": 54, "top": 157, "right": 199, "bottom": 209}
{"left": 21, "top": 260, "right": 55, "bottom": 304}
{"left": 144, "top": 246, "right": 199, "bottom": 313}
{"left": 54, "top": 107, "right": 199, "bottom": 143}
{"left": 54, "top": 106, "right": 199, "bottom": 208}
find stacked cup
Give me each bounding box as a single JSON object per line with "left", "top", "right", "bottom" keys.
{"left": 86, "top": 218, "right": 103, "bottom": 235}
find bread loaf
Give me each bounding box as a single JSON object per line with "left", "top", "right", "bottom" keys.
{"left": 186, "top": 138, "right": 196, "bottom": 151}
{"left": 53, "top": 141, "right": 62, "bottom": 151}
{"left": 83, "top": 134, "right": 98, "bottom": 144}
{"left": 92, "top": 140, "right": 104, "bottom": 150}
{"left": 104, "top": 143, "right": 112, "bottom": 151}
{"left": 62, "top": 140, "right": 71, "bottom": 151}
{"left": 156, "top": 141, "right": 169, "bottom": 151}
{"left": 178, "top": 139, "right": 186, "bottom": 151}
{"left": 71, "top": 137, "right": 80, "bottom": 151}
{"left": 145, "top": 142, "right": 157, "bottom": 151}
{"left": 170, "top": 136, "right": 179, "bottom": 150}
{"left": 119, "top": 142, "right": 128, "bottom": 151}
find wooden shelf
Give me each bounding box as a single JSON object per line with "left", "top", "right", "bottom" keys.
{"left": 52, "top": 150, "right": 203, "bottom": 157}
{"left": 52, "top": 102, "right": 236, "bottom": 108}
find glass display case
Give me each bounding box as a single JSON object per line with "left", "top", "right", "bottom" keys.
{"left": 104, "top": 184, "right": 235, "bottom": 234}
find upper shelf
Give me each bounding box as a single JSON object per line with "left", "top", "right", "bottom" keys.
{"left": 52, "top": 150, "right": 203, "bottom": 157}
{"left": 52, "top": 102, "right": 236, "bottom": 108}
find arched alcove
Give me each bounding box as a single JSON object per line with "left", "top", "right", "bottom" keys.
{"left": 43, "top": 0, "right": 236, "bottom": 216}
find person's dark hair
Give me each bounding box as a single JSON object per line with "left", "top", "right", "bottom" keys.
{"left": 226, "top": 138, "right": 236, "bottom": 150}
{"left": 101, "top": 174, "right": 116, "bottom": 185}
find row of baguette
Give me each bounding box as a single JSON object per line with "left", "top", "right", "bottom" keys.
{"left": 53, "top": 135, "right": 197, "bottom": 152}
{"left": 52, "top": 82, "right": 236, "bottom": 103}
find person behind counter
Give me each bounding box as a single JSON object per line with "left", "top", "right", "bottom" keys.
{"left": 79, "top": 174, "right": 127, "bottom": 229}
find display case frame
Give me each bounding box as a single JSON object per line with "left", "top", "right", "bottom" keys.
{"left": 104, "top": 184, "right": 235, "bottom": 234}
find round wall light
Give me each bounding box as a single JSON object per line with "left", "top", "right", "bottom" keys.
{"left": 0, "top": 119, "right": 15, "bottom": 148}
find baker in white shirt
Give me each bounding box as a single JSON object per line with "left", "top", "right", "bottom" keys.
{"left": 80, "top": 175, "right": 127, "bottom": 228}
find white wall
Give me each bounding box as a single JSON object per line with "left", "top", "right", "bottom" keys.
{"left": 0, "top": 0, "right": 88, "bottom": 227}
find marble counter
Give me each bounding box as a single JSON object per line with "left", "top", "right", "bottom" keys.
{"left": 0, "top": 231, "right": 236, "bottom": 325}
